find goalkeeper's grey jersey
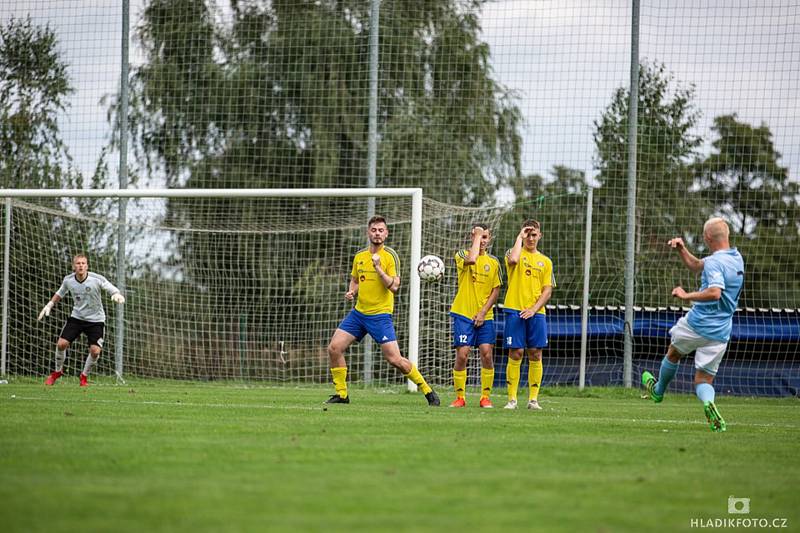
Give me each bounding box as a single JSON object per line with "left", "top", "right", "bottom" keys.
{"left": 56, "top": 272, "right": 119, "bottom": 323}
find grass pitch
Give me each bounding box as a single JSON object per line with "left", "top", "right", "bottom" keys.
{"left": 1, "top": 379, "right": 797, "bottom": 532}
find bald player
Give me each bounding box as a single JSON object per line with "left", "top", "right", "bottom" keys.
{"left": 642, "top": 218, "right": 745, "bottom": 432}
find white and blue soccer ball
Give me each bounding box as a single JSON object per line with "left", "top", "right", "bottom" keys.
{"left": 417, "top": 255, "right": 445, "bottom": 282}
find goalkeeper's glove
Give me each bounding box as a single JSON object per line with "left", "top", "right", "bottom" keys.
{"left": 111, "top": 293, "right": 125, "bottom": 304}
{"left": 38, "top": 301, "right": 54, "bottom": 321}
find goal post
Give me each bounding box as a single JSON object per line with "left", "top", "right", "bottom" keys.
{"left": 1, "top": 198, "right": 10, "bottom": 377}
{"left": 0, "top": 188, "right": 423, "bottom": 387}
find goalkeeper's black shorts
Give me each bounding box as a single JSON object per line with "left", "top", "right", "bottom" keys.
{"left": 60, "top": 316, "right": 105, "bottom": 348}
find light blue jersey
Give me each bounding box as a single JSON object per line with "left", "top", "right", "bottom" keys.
{"left": 686, "top": 248, "right": 745, "bottom": 342}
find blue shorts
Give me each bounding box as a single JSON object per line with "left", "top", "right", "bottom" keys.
{"left": 450, "top": 313, "right": 496, "bottom": 348}
{"left": 503, "top": 310, "right": 548, "bottom": 349}
{"left": 338, "top": 309, "right": 397, "bottom": 344}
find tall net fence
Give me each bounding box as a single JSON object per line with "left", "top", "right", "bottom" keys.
{"left": 2, "top": 1, "right": 798, "bottom": 395}
{"left": 631, "top": 2, "right": 800, "bottom": 396}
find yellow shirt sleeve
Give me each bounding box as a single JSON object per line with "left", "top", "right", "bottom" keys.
{"left": 385, "top": 250, "right": 397, "bottom": 277}
{"left": 454, "top": 250, "right": 466, "bottom": 273}
{"left": 543, "top": 257, "right": 555, "bottom": 287}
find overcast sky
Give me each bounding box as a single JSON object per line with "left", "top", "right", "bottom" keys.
{"left": 4, "top": 0, "right": 799, "bottom": 192}
{"left": 481, "top": 0, "right": 800, "bottom": 183}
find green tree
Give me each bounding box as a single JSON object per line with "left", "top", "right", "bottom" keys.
{"left": 120, "top": 0, "right": 523, "bottom": 356}
{"left": 496, "top": 166, "right": 588, "bottom": 305}
{"left": 532, "top": 166, "right": 588, "bottom": 304}
{"left": 377, "top": 1, "right": 522, "bottom": 205}
{"left": 0, "top": 17, "right": 75, "bottom": 190}
{"left": 694, "top": 114, "right": 800, "bottom": 307}
{"left": 695, "top": 114, "right": 797, "bottom": 235}
{"left": 0, "top": 16, "right": 113, "bottom": 230}
{"left": 592, "top": 61, "right": 707, "bottom": 305}
{"left": 127, "top": 0, "right": 520, "bottom": 200}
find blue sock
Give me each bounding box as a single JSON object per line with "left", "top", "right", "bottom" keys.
{"left": 654, "top": 357, "right": 678, "bottom": 396}
{"left": 696, "top": 383, "right": 715, "bottom": 403}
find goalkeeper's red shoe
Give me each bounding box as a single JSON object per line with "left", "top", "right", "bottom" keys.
{"left": 479, "top": 397, "right": 494, "bottom": 408}
{"left": 45, "top": 371, "right": 63, "bottom": 386}
{"left": 449, "top": 397, "right": 466, "bottom": 408}
{"left": 79, "top": 373, "right": 88, "bottom": 387}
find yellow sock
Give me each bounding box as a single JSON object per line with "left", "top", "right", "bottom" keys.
{"left": 529, "top": 360, "right": 543, "bottom": 401}
{"left": 506, "top": 358, "right": 522, "bottom": 401}
{"left": 480, "top": 368, "right": 494, "bottom": 399}
{"left": 453, "top": 369, "right": 467, "bottom": 399}
{"left": 405, "top": 365, "right": 432, "bottom": 395}
{"left": 331, "top": 367, "right": 348, "bottom": 398}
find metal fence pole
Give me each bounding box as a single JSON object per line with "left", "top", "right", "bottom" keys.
{"left": 367, "top": 0, "right": 380, "bottom": 198}
{"left": 623, "top": 0, "right": 641, "bottom": 388}
{"left": 579, "top": 187, "right": 593, "bottom": 390}
{"left": 406, "top": 189, "right": 422, "bottom": 391}
{"left": 115, "top": 0, "right": 131, "bottom": 382}
{"left": 363, "top": 0, "right": 381, "bottom": 385}
{"left": 1, "top": 198, "right": 11, "bottom": 377}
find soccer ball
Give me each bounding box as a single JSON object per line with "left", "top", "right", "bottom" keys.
{"left": 417, "top": 255, "right": 445, "bottom": 282}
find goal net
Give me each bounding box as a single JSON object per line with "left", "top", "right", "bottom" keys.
{"left": 1, "top": 190, "right": 511, "bottom": 387}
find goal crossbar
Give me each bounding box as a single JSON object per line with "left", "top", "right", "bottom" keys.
{"left": 0, "top": 188, "right": 421, "bottom": 199}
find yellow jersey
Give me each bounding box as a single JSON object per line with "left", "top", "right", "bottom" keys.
{"left": 503, "top": 248, "right": 555, "bottom": 314}
{"left": 450, "top": 250, "right": 502, "bottom": 320}
{"left": 351, "top": 246, "right": 400, "bottom": 315}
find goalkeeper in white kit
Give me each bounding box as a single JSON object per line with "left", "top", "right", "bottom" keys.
{"left": 38, "top": 254, "right": 125, "bottom": 387}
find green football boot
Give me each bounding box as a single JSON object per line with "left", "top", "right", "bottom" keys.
{"left": 641, "top": 371, "right": 663, "bottom": 403}
{"left": 703, "top": 401, "right": 727, "bottom": 432}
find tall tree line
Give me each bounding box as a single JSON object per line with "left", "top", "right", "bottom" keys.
{"left": 115, "top": 0, "right": 524, "bottom": 349}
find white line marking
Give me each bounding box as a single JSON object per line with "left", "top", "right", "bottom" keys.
{"left": 5, "top": 395, "right": 798, "bottom": 429}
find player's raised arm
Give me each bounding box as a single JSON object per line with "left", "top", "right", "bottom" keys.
{"left": 464, "top": 226, "right": 485, "bottom": 265}
{"left": 39, "top": 277, "right": 71, "bottom": 320}
{"left": 668, "top": 237, "right": 703, "bottom": 274}
{"left": 38, "top": 294, "right": 62, "bottom": 320}
{"left": 98, "top": 275, "right": 125, "bottom": 303}
{"left": 507, "top": 226, "right": 532, "bottom": 266}
{"left": 671, "top": 285, "right": 722, "bottom": 302}
{"left": 372, "top": 253, "right": 400, "bottom": 294}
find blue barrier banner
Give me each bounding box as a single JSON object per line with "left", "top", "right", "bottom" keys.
{"left": 485, "top": 307, "right": 800, "bottom": 397}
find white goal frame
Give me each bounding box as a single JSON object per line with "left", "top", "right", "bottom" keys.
{"left": 0, "top": 188, "right": 423, "bottom": 390}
